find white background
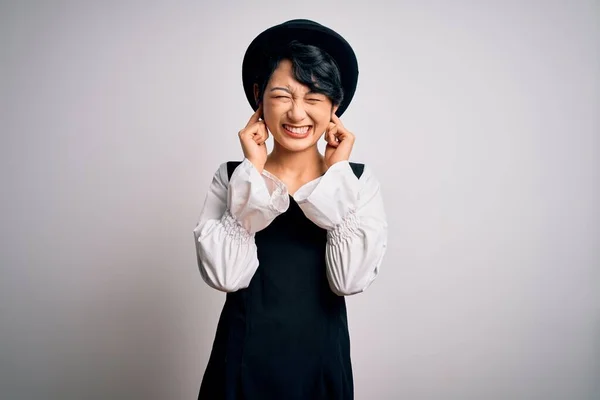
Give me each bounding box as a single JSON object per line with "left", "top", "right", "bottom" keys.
{"left": 1, "top": 1, "right": 599, "bottom": 399}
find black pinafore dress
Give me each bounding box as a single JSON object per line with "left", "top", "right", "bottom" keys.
{"left": 199, "top": 161, "right": 364, "bottom": 400}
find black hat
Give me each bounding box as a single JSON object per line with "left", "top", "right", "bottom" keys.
{"left": 242, "top": 19, "right": 359, "bottom": 117}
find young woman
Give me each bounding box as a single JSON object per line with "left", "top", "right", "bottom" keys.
{"left": 193, "top": 19, "right": 388, "bottom": 400}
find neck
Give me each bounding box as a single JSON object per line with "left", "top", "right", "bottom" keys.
{"left": 266, "top": 142, "right": 326, "bottom": 179}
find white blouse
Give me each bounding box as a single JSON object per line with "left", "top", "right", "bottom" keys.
{"left": 193, "top": 158, "right": 388, "bottom": 296}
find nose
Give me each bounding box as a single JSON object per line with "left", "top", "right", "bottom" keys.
{"left": 287, "top": 100, "right": 308, "bottom": 122}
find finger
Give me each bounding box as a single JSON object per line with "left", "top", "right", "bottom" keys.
{"left": 241, "top": 118, "right": 264, "bottom": 136}
{"left": 245, "top": 103, "right": 263, "bottom": 128}
{"left": 324, "top": 123, "right": 338, "bottom": 146}
{"left": 331, "top": 116, "right": 349, "bottom": 141}
{"left": 330, "top": 113, "right": 345, "bottom": 130}
{"left": 253, "top": 122, "right": 269, "bottom": 145}
{"left": 334, "top": 129, "right": 355, "bottom": 158}
{"left": 332, "top": 118, "right": 355, "bottom": 143}
{"left": 253, "top": 127, "right": 264, "bottom": 144}
{"left": 239, "top": 123, "right": 262, "bottom": 146}
{"left": 257, "top": 122, "right": 269, "bottom": 145}
{"left": 239, "top": 122, "right": 256, "bottom": 139}
{"left": 331, "top": 127, "right": 344, "bottom": 145}
{"left": 325, "top": 131, "right": 339, "bottom": 147}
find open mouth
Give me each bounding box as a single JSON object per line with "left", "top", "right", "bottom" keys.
{"left": 282, "top": 124, "right": 312, "bottom": 138}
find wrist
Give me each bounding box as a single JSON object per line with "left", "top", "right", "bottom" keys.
{"left": 247, "top": 158, "right": 264, "bottom": 174}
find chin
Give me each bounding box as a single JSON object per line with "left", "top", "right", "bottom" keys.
{"left": 275, "top": 137, "right": 316, "bottom": 152}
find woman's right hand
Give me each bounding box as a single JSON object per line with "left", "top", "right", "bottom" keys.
{"left": 238, "top": 103, "right": 269, "bottom": 173}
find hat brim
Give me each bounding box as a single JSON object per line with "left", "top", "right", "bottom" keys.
{"left": 242, "top": 20, "right": 359, "bottom": 117}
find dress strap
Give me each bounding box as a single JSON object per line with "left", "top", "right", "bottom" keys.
{"left": 348, "top": 162, "right": 364, "bottom": 179}
{"left": 226, "top": 161, "right": 243, "bottom": 180}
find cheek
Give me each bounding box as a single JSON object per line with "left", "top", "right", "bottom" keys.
{"left": 262, "top": 105, "right": 281, "bottom": 134}
{"left": 263, "top": 100, "right": 286, "bottom": 119}
{"left": 262, "top": 100, "right": 276, "bottom": 116}
{"left": 311, "top": 107, "right": 333, "bottom": 131}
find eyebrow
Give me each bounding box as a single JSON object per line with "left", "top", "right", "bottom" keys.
{"left": 270, "top": 87, "right": 292, "bottom": 94}
{"left": 270, "top": 87, "right": 325, "bottom": 97}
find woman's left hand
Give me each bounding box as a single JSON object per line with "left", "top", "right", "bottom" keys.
{"left": 324, "top": 113, "right": 355, "bottom": 168}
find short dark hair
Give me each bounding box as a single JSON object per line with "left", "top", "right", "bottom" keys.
{"left": 255, "top": 40, "right": 344, "bottom": 106}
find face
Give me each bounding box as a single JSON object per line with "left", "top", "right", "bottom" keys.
{"left": 257, "top": 59, "right": 338, "bottom": 152}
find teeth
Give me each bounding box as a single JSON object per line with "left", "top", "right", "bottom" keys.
{"left": 284, "top": 125, "right": 310, "bottom": 134}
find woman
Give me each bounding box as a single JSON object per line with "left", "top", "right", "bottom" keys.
{"left": 193, "top": 19, "right": 388, "bottom": 400}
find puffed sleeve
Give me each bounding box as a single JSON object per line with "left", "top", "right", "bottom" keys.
{"left": 193, "top": 158, "right": 289, "bottom": 292}
{"left": 293, "top": 161, "right": 388, "bottom": 296}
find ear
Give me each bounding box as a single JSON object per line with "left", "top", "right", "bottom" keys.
{"left": 332, "top": 104, "right": 340, "bottom": 118}
{"left": 253, "top": 83, "right": 260, "bottom": 106}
